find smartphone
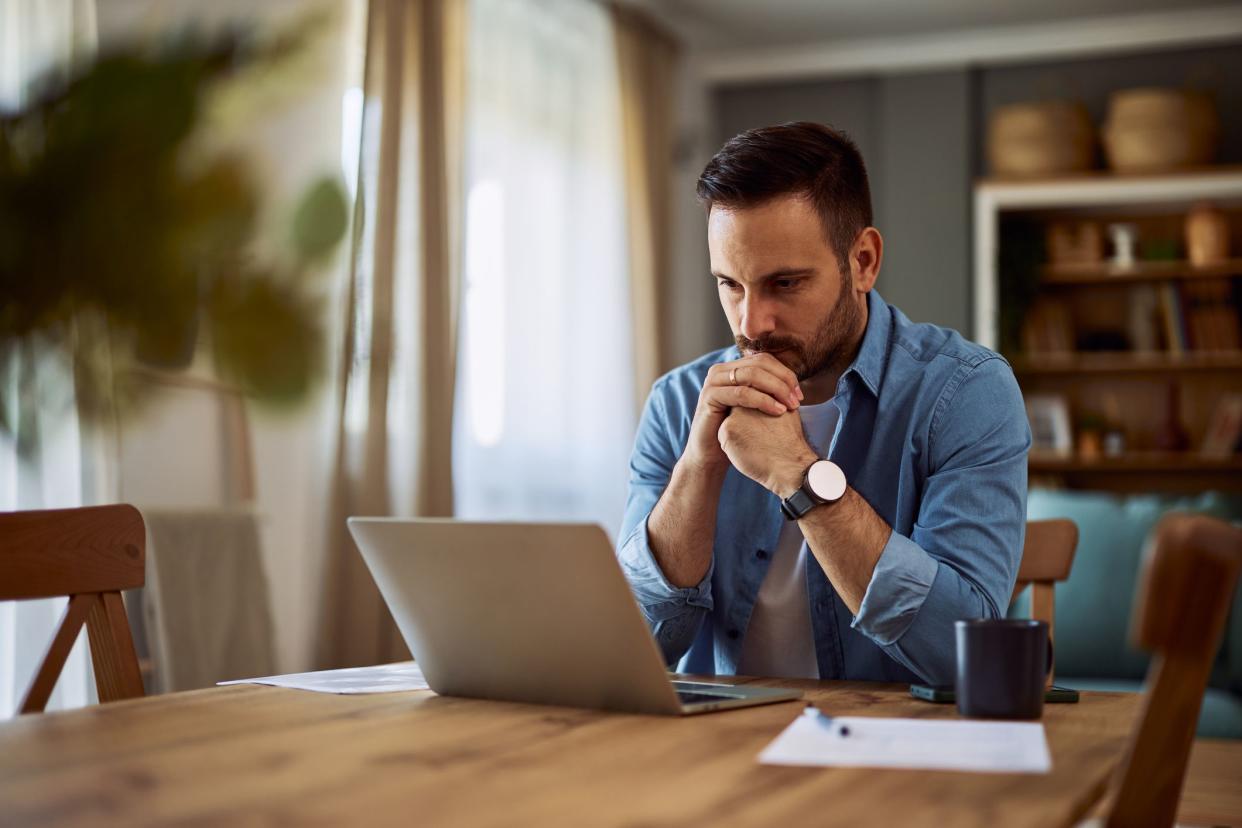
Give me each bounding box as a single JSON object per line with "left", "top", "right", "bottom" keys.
{"left": 1045, "top": 685, "right": 1080, "bottom": 703}
{"left": 909, "top": 683, "right": 955, "bottom": 703}
{"left": 909, "top": 684, "right": 1080, "bottom": 703}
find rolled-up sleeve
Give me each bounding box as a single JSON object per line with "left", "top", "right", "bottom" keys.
{"left": 850, "top": 357, "right": 1031, "bottom": 684}
{"left": 617, "top": 379, "right": 712, "bottom": 665}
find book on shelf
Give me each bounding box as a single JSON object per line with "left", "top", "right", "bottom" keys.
{"left": 1186, "top": 278, "right": 1241, "bottom": 351}
{"left": 1185, "top": 283, "right": 1210, "bottom": 350}
{"left": 1022, "top": 269, "right": 1240, "bottom": 363}
{"left": 1127, "top": 285, "right": 1160, "bottom": 353}
{"left": 1158, "top": 282, "right": 1187, "bottom": 354}
{"left": 1155, "top": 279, "right": 1240, "bottom": 354}
{"left": 1020, "top": 299, "right": 1074, "bottom": 355}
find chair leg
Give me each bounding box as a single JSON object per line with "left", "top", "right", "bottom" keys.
{"left": 19, "top": 594, "right": 94, "bottom": 714}
{"left": 86, "top": 591, "right": 145, "bottom": 702}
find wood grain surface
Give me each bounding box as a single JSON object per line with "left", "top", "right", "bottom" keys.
{"left": 1179, "top": 739, "right": 1242, "bottom": 828}
{"left": 0, "top": 678, "right": 1140, "bottom": 828}
{"left": 0, "top": 504, "right": 145, "bottom": 600}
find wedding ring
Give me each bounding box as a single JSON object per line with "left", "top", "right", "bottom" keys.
{"left": 730, "top": 368, "right": 738, "bottom": 386}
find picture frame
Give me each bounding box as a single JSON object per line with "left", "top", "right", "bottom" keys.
{"left": 1026, "top": 394, "right": 1073, "bottom": 457}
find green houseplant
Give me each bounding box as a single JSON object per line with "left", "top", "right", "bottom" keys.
{"left": 0, "top": 24, "right": 348, "bottom": 449}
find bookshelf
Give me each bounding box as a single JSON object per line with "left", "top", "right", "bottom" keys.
{"left": 974, "top": 168, "right": 1242, "bottom": 493}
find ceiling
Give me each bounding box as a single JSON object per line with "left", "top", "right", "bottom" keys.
{"left": 656, "top": 0, "right": 1231, "bottom": 48}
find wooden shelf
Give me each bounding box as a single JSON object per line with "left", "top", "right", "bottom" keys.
{"left": 1041, "top": 259, "right": 1242, "bottom": 286}
{"left": 1012, "top": 352, "right": 1242, "bottom": 375}
{"left": 1029, "top": 452, "right": 1242, "bottom": 473}
{"left": 975, "top": 167, "right": 1242, "bottom": 217}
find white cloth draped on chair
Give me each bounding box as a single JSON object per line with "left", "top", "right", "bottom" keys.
{"left": 142, "top": 509, "right": 276, "bottom": 692}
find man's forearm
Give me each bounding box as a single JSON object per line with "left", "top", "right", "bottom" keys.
{"left": 797, "top": 488, "right": 892, "bottom": 614}
{"left": 764, "top": 450, "right": 892, "bottom": 614}
{"left": 647, "top": 457, "right": 727, "bottom": 588}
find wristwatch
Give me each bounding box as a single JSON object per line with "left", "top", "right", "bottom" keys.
{"left": 780, "top": 459, "right": 848, "bottom": 520}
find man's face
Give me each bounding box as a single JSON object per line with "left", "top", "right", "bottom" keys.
{"left": 707, "top": 195, "right": 864, "bottom": 381}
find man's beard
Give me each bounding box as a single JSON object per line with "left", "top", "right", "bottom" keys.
{"left": 735, "top": 286, "right": 862, "bottom": 381}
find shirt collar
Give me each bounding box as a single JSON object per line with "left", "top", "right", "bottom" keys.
{"left": 838, "top": 289, "right": 891, "bottom": 398}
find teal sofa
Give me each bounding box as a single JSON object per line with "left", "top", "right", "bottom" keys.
{"left": 1018, "top": 488, "right": 1242, "bottom": 739}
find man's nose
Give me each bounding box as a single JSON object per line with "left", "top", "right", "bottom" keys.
{"left": 739, "top": 292, "right": 777, "bottom": 341}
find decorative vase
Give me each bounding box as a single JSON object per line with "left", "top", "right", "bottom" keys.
{"left": 1185, "top": 203, "right": 1230, "bottom": 267}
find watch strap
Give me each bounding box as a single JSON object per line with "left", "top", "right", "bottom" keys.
{"left": 780, "top": 488, "right": 818, "bottom": 521}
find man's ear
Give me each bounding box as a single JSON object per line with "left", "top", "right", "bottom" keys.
{"left": 850, "top": 227, "right": 883, "bottom": 292}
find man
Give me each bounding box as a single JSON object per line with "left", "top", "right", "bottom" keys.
{"left": 617, "top": 122, "right": 1030, "bottom": 685}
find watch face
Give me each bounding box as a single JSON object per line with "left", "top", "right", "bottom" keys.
{"left": 807, "top": 460, "right": 847, "bottom": 502}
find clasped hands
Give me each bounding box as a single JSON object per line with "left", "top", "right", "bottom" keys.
{"left": 687, "top": 353, "right": 819, "bottom": 499}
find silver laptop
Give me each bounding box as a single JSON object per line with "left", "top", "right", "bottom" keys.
{"left": 347, "top": 518, "right": 802, "bottom": 715}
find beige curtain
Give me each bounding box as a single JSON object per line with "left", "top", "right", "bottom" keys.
{"left": 612, "top": 3, "right": 680, "bottom": 404}
{"left": 317, "top": 0, "right": 466, "bottom": 669}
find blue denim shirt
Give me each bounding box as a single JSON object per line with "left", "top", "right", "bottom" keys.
{"left": 617, "top": 291, "right": 1030, "bottom": 685}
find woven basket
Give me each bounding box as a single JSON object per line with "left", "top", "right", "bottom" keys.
{"left": 1103, "top": 88, "right": 1218, "bottom": 172}
{"left": 987, "top": 101, "right": 1095, "bottom": 177}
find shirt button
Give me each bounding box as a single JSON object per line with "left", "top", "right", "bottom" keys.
{"left": 727, "top": 628, "right": 740, "bottom": 640}
{"left": 756, "top": 549, "right": 768, "bottom": 560}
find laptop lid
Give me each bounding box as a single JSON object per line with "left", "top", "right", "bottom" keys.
{"left": 347, "top": 519, "right": 686, "bottom": 715}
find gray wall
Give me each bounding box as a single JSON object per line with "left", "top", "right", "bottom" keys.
{"left": 706, "top": 41, "right": 1242, "bottom": 352}
{"left": 876, "top": 73, "right": 972, "bottom": 334}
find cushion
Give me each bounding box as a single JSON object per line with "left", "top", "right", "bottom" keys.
{"left": 1060, "top": 677, "right": 1242, "bottom": 740}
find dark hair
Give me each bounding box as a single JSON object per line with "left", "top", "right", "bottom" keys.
{"left": 696, "top": 121, "right": 873, "bottom": 268}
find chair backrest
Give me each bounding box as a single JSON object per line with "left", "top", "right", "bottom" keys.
{"left": 1013, "top": 518, "right": 1078, "bottom": 685}
{"left": 1, "top": 504, "right": 147, "bottom": 714}
{"left": 1106, "top": 514, "right": 1242, "bottom": 828}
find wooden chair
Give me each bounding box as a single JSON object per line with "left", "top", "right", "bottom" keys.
{"left": 1013, "top": 518, "right": 1078, "bottom": 686}
{"left": 1104, "top": 514, "right": 1242, "bottom": 828}
{"left": 2, "top": 504, "right": 147, "bottom": 714}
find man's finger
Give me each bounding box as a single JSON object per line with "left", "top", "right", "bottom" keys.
{"left": 709, "top": 359, "right": 800, "bottom": 406}
{"left": 704, "top": 384, "right": 787, "bottom": 416}
{"left": 726, "top": 364, "right": 800, "bottom": 408}
{"left": 746, "top": 352, "right": 801, "bottom": 393}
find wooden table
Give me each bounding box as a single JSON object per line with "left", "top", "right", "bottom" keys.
{"left": 1180, "top": 739, "right": 1242, "bottom": 828}
{"left": 0, "top": 678, "right": 1140, "bottom": 827}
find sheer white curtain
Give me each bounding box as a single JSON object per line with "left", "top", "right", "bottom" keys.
{"left": 0, "top": 0, "right": 101, "bottom": 719}
{"left": 453, "top": 0, "right": 635, "bottom": 537}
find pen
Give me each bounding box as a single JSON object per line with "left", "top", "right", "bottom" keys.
{"left": 804, "top": 704, "right": 851, "bottom": 737}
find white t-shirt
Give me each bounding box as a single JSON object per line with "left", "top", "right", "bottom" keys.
{"left": 736, "top": 399, "right": 839, "bottom": 679}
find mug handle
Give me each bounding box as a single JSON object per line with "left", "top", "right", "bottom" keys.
{"left": 1045, "top": 632, "right": 1055, "bottom": 686}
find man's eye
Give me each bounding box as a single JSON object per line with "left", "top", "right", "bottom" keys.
{"left": 774, "top": 279, "right": 798, "bottom": 290}
{"left": 718, "top": 280, "right": 741, "bottom": 291}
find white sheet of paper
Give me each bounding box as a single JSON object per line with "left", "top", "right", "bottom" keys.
{"left": 759, "top": 709, "right": 1051, "bottom": 774}
{"left": 218, "top": 661, "right": 430, "bottom": 694}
